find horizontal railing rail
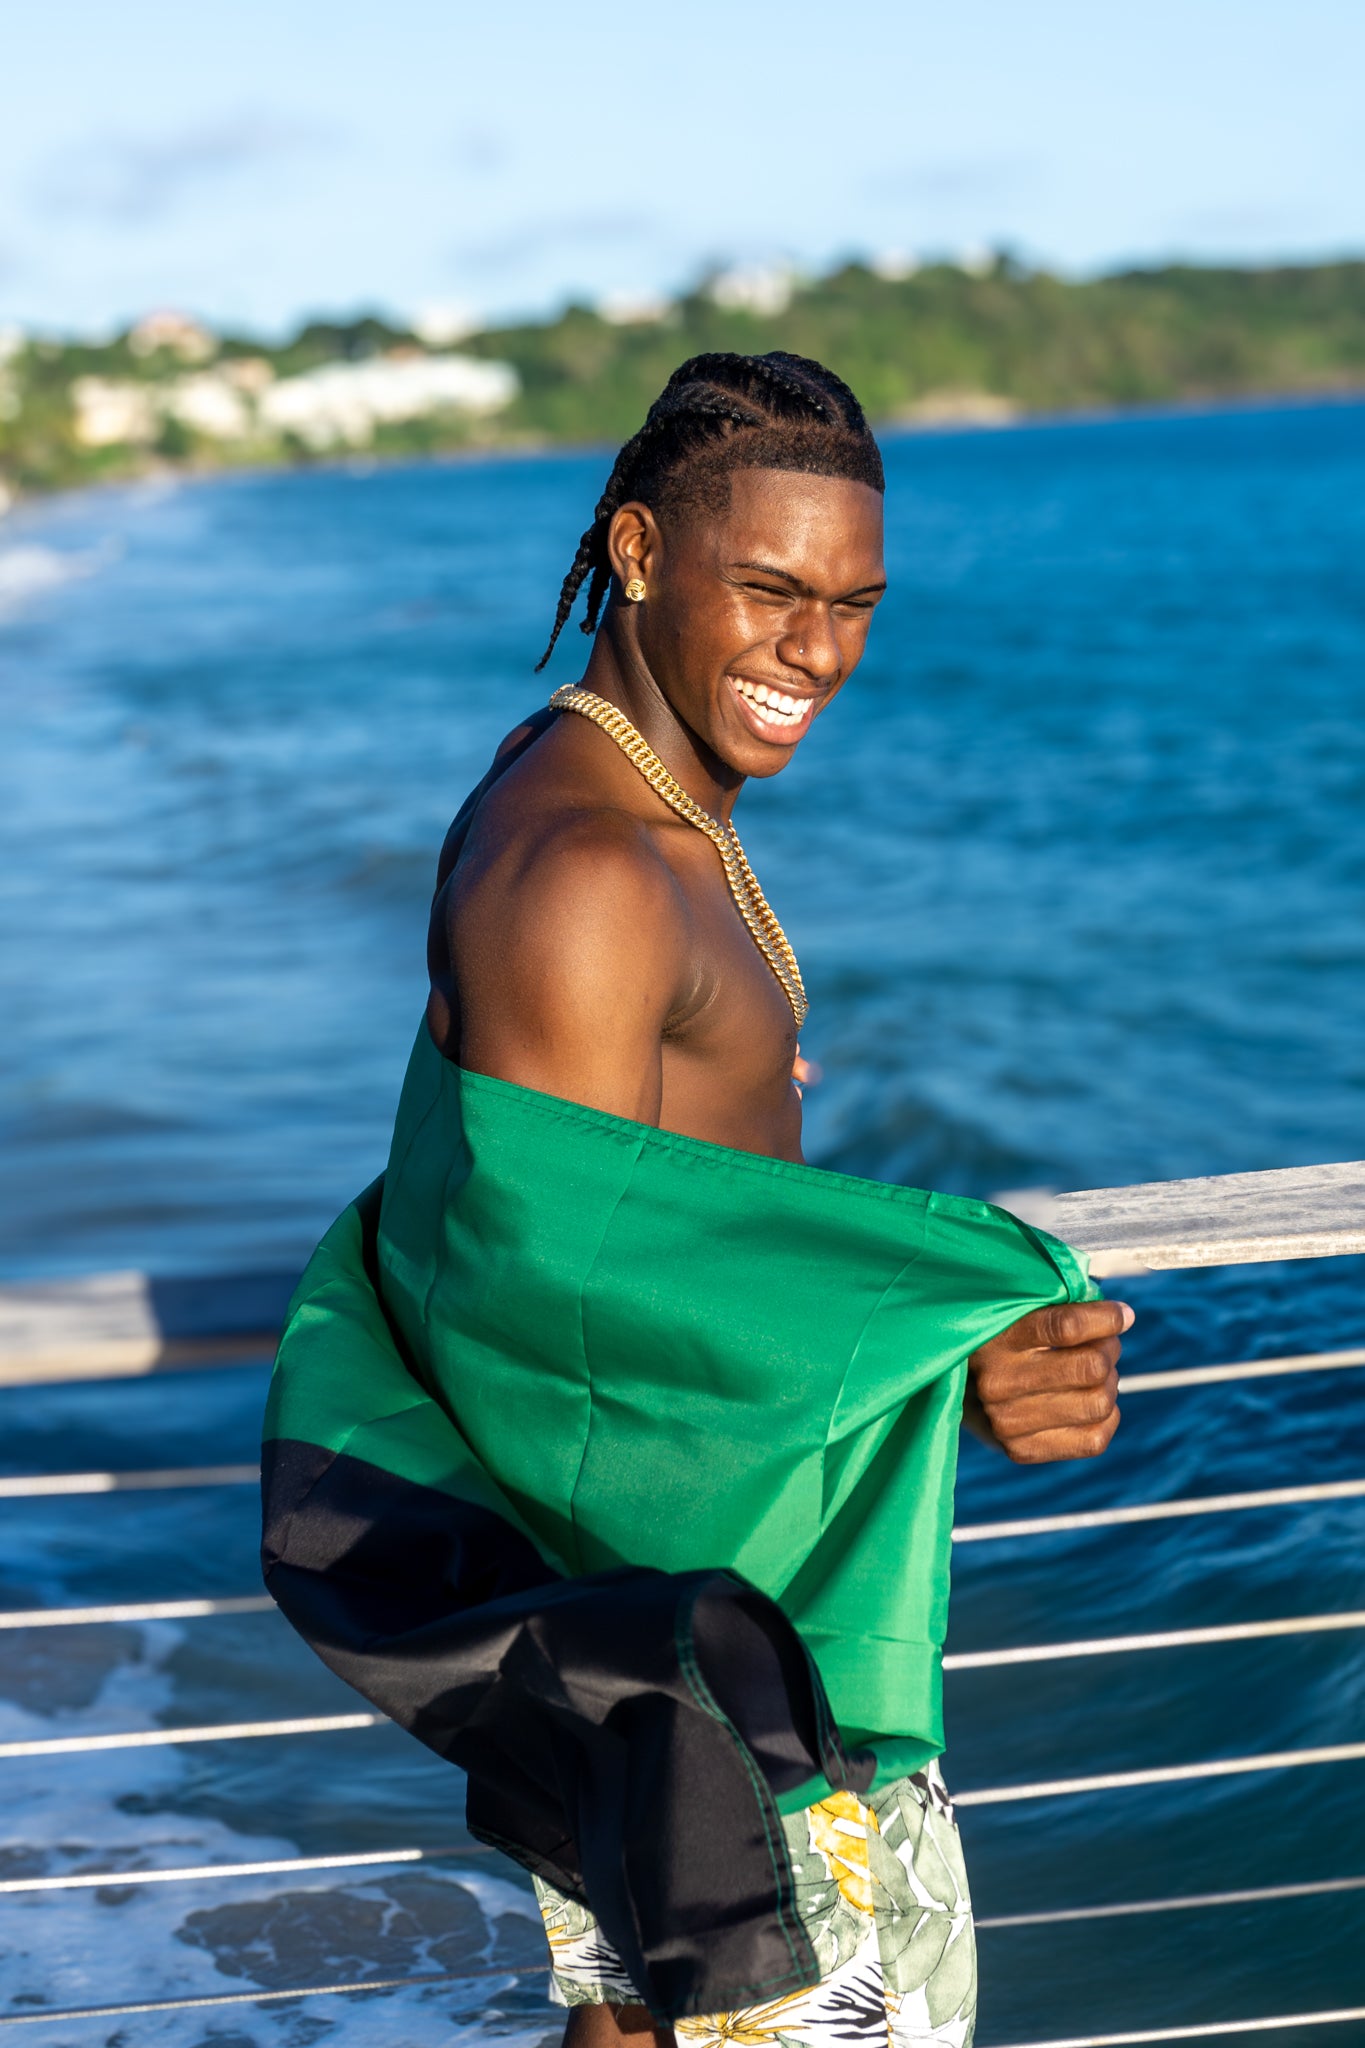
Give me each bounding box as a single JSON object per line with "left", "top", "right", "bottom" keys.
{"left": 942, "top": 1609, "right": 1365, "bottom": 1667}
{"left": 0, "top": 1844, "right": 480, "bottom": 1895}
{"left": 973, "top": 1872, "right": 1365, "bottom": 1930}
{"left": 2, "top": 1984, "right": 1363, "bottom": 2041}
{"left": 988, "top": 2018, "right": 1365, "bottom": 2047}
{"left": 2, "top": 1158, "right": 1361, "bottom": 1385}
{"left": 9, "top": 1593, "right": 1364, "bottom": 1668}
{"left": 1118, "top": 1346, "right": 1365, "bottom": 1392}
{"left": 0, "top": 1969, "right": 537, "bottom": 2029}
{"left": 1032, "top": 1158, "right": 1365, "bottom": 1276}
{"left": 10, "top": 1474, "right": 1365, "bottom": 1540}
{"left": 1, "top": 1348, "right": 1360, "bottom": 1506}
{"left": 952, "top": 1475, "right": 1365, "bottom": 1541}
{"left": 0, "top": 1464, "right": 259, "bottom": 1497}
{"left": 5, "top": 1712, "right": 1363, "bottom": 1802}
{"left": 0, "top": 1595, "right": 274, "bottom": 1628}
{"left": 0, "top": 1713, "right": 380, "bottom": 1758}
{"left": 2, "top": 1850, "right": 1359, "bottom": 1927}
{"left": 0, "top": 1268, "right": 293, "bottom": 1388}
{"left": 953, "top": 1742, "right": 1365, "bottom": 1806}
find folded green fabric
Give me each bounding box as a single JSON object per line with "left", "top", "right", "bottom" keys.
{"left": 263, "top": 1026, "right": 1093, "bottom": 2017}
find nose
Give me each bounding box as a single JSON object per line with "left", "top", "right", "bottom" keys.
{"left": 777, "top": 603, "right": 841, "bottom": 684}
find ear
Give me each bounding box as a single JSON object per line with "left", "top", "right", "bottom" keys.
{"left": 606, "top": 501, "right": 663, "bottom": 589}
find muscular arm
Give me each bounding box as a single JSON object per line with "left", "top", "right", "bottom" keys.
{"left": 442, "top": 810, "right": 694, "bottom": 1126}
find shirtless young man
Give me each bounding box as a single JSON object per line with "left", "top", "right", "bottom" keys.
{"left": 422, "top": 351, "right": 1128, "bottom": 2044}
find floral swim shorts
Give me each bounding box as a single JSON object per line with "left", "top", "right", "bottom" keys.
{"left": 533, "top": 1762, "right": 976, "bottom": 2048}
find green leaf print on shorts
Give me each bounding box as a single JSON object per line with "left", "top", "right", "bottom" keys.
{"left": 869, "top": 1771, "right": 976, "bottom": 2030}
{"left": 533, "top": 1765, "right": 977, "bottom": 2043}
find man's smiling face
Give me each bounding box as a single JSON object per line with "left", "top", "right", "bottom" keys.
{"left": 627, "top": 467, "right": 887, "bottom": 779}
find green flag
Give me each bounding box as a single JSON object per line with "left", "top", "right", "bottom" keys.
{"left": 263, "top": 1026, "right": 1093, "bottom": 2017}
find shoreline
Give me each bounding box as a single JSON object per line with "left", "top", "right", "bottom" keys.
{"left": 3, "top": 385, "right": 1363, "bottom": 525}
{"left": 886, "top": 382, "right": 1365, "bottom": 437}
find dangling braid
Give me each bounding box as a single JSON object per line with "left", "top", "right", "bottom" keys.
{"left": 534, "top": 350, "right": 884, "bottom": 671}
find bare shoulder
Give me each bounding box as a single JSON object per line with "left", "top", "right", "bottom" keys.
{"left": 433, "top": 708, "right": 556, "bottom": 890}
{"left": 438, "top": 766, "right": 695, "bottom": 1115}
{"left": 503, "top": 791, "right": 682, "bottom": 895}
{"left": 454, "top": 789, "right": 689, "bottom": 980}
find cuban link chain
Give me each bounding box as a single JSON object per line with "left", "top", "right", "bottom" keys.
{"left": 549, "top": 684, "right": 809, "bottom": 1029}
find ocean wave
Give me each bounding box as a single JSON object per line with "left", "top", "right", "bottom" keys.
{"left": 0, "top": 542, "right": 112, "bottom": 621}
{"left": 0, "top": 1619, "right": 551, "bottom": 2043}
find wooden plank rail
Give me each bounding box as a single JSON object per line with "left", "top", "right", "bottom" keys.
{"left": 0, "top": 1268, "right": 292, "bottom": 1386}
{"left": 1, "top": 1160, "right": 1361, "bottom": 1385}
{"left": 1037, "top": 1159, "right": 1365, "bottom": 1277}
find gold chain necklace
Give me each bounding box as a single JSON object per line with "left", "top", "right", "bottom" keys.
{"left": 549, "top": 684, "right": 809, "bottom": 1029}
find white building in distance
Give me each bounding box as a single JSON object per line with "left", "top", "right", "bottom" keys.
{"left": 706, "top": 264, "right": 796, "bottom": 317}
{"left": 596, "top": 290, "right": 670, "bottom": 327}
{"left": 69, "top": 350, "right": 518, "bottom": 452}
{"left": 128, "top": 311, "right": 216, "bottom": 362}
{"left": 258, "top": 352, "right": 518, "bottom": 449}
{"left": 872, "top": 251, "right": 920, "bottom": 282}
{"left": 163, "top": 374, "right": 252, "bottom": 441}
{"left": 71, "top": 378, "right": 159, "bottom": 447}
{"left": 413, "top": 305, "right": 477, "bottom": 348}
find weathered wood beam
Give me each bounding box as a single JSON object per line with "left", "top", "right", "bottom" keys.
{"left": 2, "top": 1161, "right": 1362, "bottom": 1382}
{"left": 1033, "top": 1159, "right": 1365, "bottom": 1277}
{"left": 0, "top": 1269, "right": 291, "bottom": 1386}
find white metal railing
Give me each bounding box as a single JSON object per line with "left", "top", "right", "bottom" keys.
{"left": 1118, "top": 1346, "right": 1365, "bottom": 1392}
{"left": 0, "top": 1595, "right": 273, "bottom": 1628}
{"left": 7, "top": 1594, "right": 1365, "bottom": 1669}
{"left": 1, "top": 1983, "right": 1363, "bottom": 2042}
{"left": 3, "top": 1710, "right": 1362, "bottom": 1805}
{"left": 0, "top": 1346, "right": 1359, "bottom": 1499}
{"left": 952, "top": 1475, "right": 1365, "bottom": 1541}
{"left": 5, "top": 1463, "right": 1364, "bottom": 1532}
{"left": 992, "top": 2015, "right": 1365, "bottom": 2046}
{"left": 2, "top": 1161, "right": 1362, "bottom": 2039}
{"left": 0, "top": 1853, "right": 1358, "bottom": 1927}
{"left": 943, "top": 1610, "right": 1365, "bottom": 1666}
{"left": 0, "top": 1970, "right": 532, "bottom": 2030}
{"left": 0, "top": 1464, "right": 258, "bottom": 1497}
{"left": 0, "top": 1844, "right": 476, "bottom": 1895}
{"left": 0, "top": 1712, "right": 380, "bottom": 1758}
{"left": 954, "top": 1741, "right": 1365, "bottom": 1805}
{"left": 973, "top": 1873, "right": 1365, "bottom": 1930}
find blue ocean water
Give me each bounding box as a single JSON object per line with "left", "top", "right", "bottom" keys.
{"left": 0, "top": 403, "right": 1362, "bottom": 2044}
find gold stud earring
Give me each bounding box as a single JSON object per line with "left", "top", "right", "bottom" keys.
{"left": 624, "top": 577, "right": 646, "bottom": 603}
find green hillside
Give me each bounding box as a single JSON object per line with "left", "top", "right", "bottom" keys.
{"left": 471, "top": 258, "right": 1365, "bottom": 441}
{"left": 2, "top": 257, "right": 1364, "bottom": 500}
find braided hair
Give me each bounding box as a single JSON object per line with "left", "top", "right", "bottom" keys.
{"left": 535, "top": 351, "right": 884, "bottom": 671}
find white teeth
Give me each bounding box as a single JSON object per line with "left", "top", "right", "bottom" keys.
{"left": 730, "top": 677, "right": 812, "bottom": 731}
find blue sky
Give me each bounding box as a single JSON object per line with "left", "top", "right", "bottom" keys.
{"left": 2, "top": 0, "right": 1361, "bottom": 338}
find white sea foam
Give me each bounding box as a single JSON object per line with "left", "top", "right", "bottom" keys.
{"left": 0, "top": 1622, "right": 554, "bottom": 2045}
{"left": 0, "top": 543, "right": 111, "bottom": 621}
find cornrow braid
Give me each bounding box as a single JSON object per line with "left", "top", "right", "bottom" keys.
{"left": 534, "top": 350, "right": 883, "bottom": 671}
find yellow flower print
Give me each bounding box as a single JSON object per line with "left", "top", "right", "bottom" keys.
{"left": 806, "top": 1789, "right": 880, "bottom": 1917}
{"left": 675, "top": 1985, "right": 816, "bottom": 2047}
{"left": 541, "top": 1918, "right": 575, "bottom": 1958}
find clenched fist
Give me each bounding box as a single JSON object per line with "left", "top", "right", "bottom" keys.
{"left": 965, "top": 1299, "right": 1132, "bottom": 1463}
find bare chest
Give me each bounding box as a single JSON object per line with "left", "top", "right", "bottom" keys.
{"left": 661, "top": 853, "right": 805, "bottom": 1159}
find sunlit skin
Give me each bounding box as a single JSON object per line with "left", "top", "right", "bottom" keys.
{"left": 426, "top": 466, "right": 1127, "bottom": 2048}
